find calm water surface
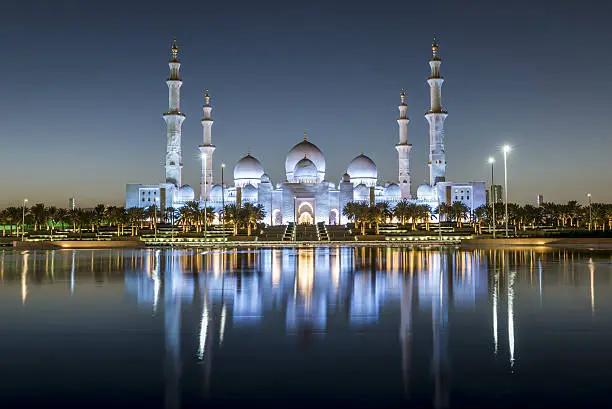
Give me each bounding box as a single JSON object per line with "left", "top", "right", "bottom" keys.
{"left": 1, "top": 247, "right": 611, "bottom": 408}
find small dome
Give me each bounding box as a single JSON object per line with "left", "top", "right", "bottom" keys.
{"left": 341, "top": 173, "right": 351, "bottom": 183}
{"left": 416, "top": 184, "right": 435, "bottom": 199}
{"left": 347, "top": 154, "right": 377, "bottom": 180}
{"left": 241, "top": 183, "right": 258, "bottom": 202}
{"left": 260, "top": 173, "right": 271, "bottom": 183}
{"left": 209, "top": 184, "right": 223, "bottom": 201}
{"left": 285, "top": 138, "right": 325, "bottom": 181}
{"left": 384, "top": 183, "right": 401, "bottom": 198}
{"left": 234, "top": 154, "right": 265, "bottom": 186}
{"left": 293, "top": 157, "right": 318, "bottom": 182}
{"left": 177, "top": 185, "right": 195, "bottom": 202}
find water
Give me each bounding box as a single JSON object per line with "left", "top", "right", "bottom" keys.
{"left": 1, "top": 246, "right": 611, "bottom": 408}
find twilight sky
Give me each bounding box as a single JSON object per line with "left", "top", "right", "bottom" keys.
{"left": 0, "top": 0, "right": 610, "bottom": 207}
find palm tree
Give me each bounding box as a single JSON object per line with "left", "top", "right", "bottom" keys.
{"left": 450, "top": 201, "right": 470, "bottom": 227}
{"left": 94, "top": 204, "right": 106, "bottom": 231}
{"left": 30, "top": 203, "right": 47, "bottom": 231}
{"left": 436, "top": 202, "right": 451, "bottom": 224}
{"left": 342, "top": 202, "right": 358, "bottom": 226}
{"left": 353, "top": 203, "right": 370, "bottom": 235}
{"left": 3, "top": 207, "right": 21, "bottom": 236}
{"left": 69, "top": 208, "right": 80, "bottom": 232}
{"left": 243, "top": 203, "right": 265, "bottom": 236}
{"left": 223, "top": 204, "right": 240, "bottom": 235}
{"left": 416, "top": 204, "right": 433, "bottom": 231}
{"left": 474, "top": 205, "right": 490, "bottom": 234}
{"left": 393, "top": 200, "right": 410, "bottom": 225}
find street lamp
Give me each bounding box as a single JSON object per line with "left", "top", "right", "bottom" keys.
{"left": 154, "top": 196, "right": 159, "bottom": 239}
{"left": 488, "top": 157, "right": 496, "bottom": 239}
{"left": 502, "top": 145, "right": 511, "bottom": 237}
{"left": 293, "top": 196, "right": 297, "bottom": 241}
{"left": 21, "top": 198, "right": 28, "bottom": 241}
{"left": 587, "top": 193, "right": 592, "bottom": 231}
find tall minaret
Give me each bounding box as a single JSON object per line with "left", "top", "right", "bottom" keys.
{"left": 425, "top": 35, "right": 448, "bottom": 186}
{"left": 396, "top": 89, "right": 412, "bottom": 199}
{"left": 163, "top": 39, "right": 185, "bottom": 187}
{"left": 199, "top": 89, "right": 215, "bottom": 202}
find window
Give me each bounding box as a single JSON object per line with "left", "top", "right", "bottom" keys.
{"left": 461, "top": 196, "right": 464, "bottom": 200}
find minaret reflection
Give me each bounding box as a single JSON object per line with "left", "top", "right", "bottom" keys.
{"left": 400, "top": 270, "right": 414, "bottom": 395}
{"left": 165, "top": 251, "right": 183, "bottom": 409}
{"left": 431, "top": 251, "right": 449, "bottom": 409}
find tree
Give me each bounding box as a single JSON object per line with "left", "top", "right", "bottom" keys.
{"left": 30, "top": 203, "right": 47, "bottom": 231}
{"left": 223, "top": 204, "right": 240, "bottom": 235}
{"left": 393, "top": 200, "right": 410, "bottom": 225}
{"left": 474, "top": 205, "right": 490, "bottom": 234}
{"left": 243, "top": 203, "right": 265, "bottom": 236}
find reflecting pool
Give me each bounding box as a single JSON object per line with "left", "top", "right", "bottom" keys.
{"left": 1, "top": 247, "right": 611, "bottom": 408}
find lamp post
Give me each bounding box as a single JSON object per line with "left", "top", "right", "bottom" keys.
{"left": 21, "top": 198, "right": 28, "bottom": 241}
{"left": 293, "top": 196, "right": 297, "bottom": 241}
{"left": 587, "top": 193, "right": 592, "bottom": 231}
{"left": 437, "top": 191, "right": 442, "bottom": 242}
{"left": 221, "top": 163, "right": 225, "bottom": 241}
{"left": 488, "top": 157, "right": 496, "bottom": 239}
{"left": 502, "top": 145, "right": 511, "bottom": 238}
{"left": 154, "top": 197, "right": 159, "bottom": 239}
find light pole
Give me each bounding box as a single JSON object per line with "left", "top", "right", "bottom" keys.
{"left": 221, "top": 163, "right": 225, "bottom": 240}
{"left": 488, "top": 157, "right": 496, "bottom": 239}
{"left": 154, "top": 197, "right": 159, "bottom": 239}
{"left": 437, "top": 192, "right": 442, "bottom": 242}
{"left": 587, "top": 193, "right": 592, "bottom": 231}
{"left": 502, "top": 145, "right": 511, "bottom": 237}
{"left": 21, "top": 198, "right": 28, "bottom": 241}
{"left": 293, "top": 196, "right": 297, "bottom": 241}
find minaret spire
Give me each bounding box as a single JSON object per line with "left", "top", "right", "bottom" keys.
{"left": 396, "top": 89, "right": 412, "bottom": 199}
{"left": 163, "top": 39, "right": 185, "bottom": 188}
{"left": 425, "top": 35, "right": 448, "bottom": 186}
{"left": 199, "top": 89, "right": 216, "bottom": 202}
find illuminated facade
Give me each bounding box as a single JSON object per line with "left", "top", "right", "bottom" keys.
{"left": 126, "top": 38, "right": 486, "bottom": 220}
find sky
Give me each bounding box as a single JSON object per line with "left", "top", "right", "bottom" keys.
{"left": 0, "top": 0, "right": 610, "bottom": 208}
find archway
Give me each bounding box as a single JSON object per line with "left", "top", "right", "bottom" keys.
{"left": 299, "top": 212, "right": 314, "bottom": 224}
{"left": 329, "top": 209, "right": 339, "bottom": 225}
{"left": 273, "top": 209, "right": 282, "bottom": 226}
{"left": 297, "top": 201, "right": 315, "bottom": 225}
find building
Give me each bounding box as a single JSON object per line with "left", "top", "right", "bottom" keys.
{"left": 537, "top": 194, "right": 544, "bottom": 206}
{"left": 68, "top": 197, "right": 76, "bottom": 210}
{"left": 490, "top": 185, "right": 503, "bottom": 204}
{"left": 126, "top": 37, "right": 486, "bottom": 223}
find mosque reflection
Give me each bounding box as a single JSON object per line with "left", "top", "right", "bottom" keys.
{"left": 1, "top": 246, "right": 608, "bottom": 408}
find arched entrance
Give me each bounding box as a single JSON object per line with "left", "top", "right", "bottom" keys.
{"left": 299, "top": 212, "right": 314, "bottom": 224}
{"left": 297, "top": 201, "right": 315, "bottom": 225}
{"left": 273, "top": 209, "right": 282, "bottom": 225}
{"left": 329, "top": 208, "right": 339, "bottom": 225}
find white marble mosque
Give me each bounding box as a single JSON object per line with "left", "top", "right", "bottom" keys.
{"left": 126, "top": 37, "right": 486, "bottom": 224}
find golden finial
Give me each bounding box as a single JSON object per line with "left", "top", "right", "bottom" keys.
{"left": 204, "top": 88, "right": 210, "bottom": 104}
{"left": 400, "top": 88, "right": 406, "bottom": 104}
{"left": 303, "top": 130, "right": 307, "bottom": 141}
{"left": 247, "top": 149, "right": 251, "bottom": 156}
{"left": 171, "top": 39, "right": 178, "bottom": 60}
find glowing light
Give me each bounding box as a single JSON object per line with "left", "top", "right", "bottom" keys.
{"left": 493, "top": 273, "right": 498, "bottom": 355}
{"left": 219, "top": 304, "right": 227, "bottom": 346}
{"left": 589, "top": 258, "right": 595, "bottom": 315}
{"left": 502, "top": 144, "right": 511, "bottom": 153}
{"left": 21, "top": 252, "right": 29, "bottom": 305}
{"left": 198, "top": 297, "right": 209, "bottom": 360}
{"left": 488, "top": 157, "right": 495, "bottom": 164}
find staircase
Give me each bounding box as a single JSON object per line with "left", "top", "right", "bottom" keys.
{"left": 316, "top": 222, "right": 329, "bottom": 241}
{"left": 294, "top": 224, "right": 319, "bottom": 241}
{"left": 258, "top": 225, "right": 287, "bottom": 241}
{"left": 283, "top": 223, "right": 295, "bottom": 241}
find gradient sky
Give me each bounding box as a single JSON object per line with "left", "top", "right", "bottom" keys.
{"left": 1, "top": 0, "right": 610, "bottom": 208}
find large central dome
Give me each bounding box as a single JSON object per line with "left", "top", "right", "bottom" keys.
{"left": 285, "top": 135, "right": 325, "bottom": 182}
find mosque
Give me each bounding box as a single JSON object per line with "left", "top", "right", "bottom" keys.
{"left": 126, "top": 38, "right": 486, "bottom": 224}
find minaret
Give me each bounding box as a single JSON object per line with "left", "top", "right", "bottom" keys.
{"left": 163, "top": 39, "right": 185, "bottom": 187}
{"left": 425, "top": 35, "right": 448, "bottom": 186}
{"left": 395, "top": 89, "right": 412, "bottom": 199}
{"left": 199, "top": 89, "right": 215, "bottom": 202}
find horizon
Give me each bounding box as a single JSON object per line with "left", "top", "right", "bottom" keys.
{"left": 1, "top": 0, "right": 610, "bottom": 207}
